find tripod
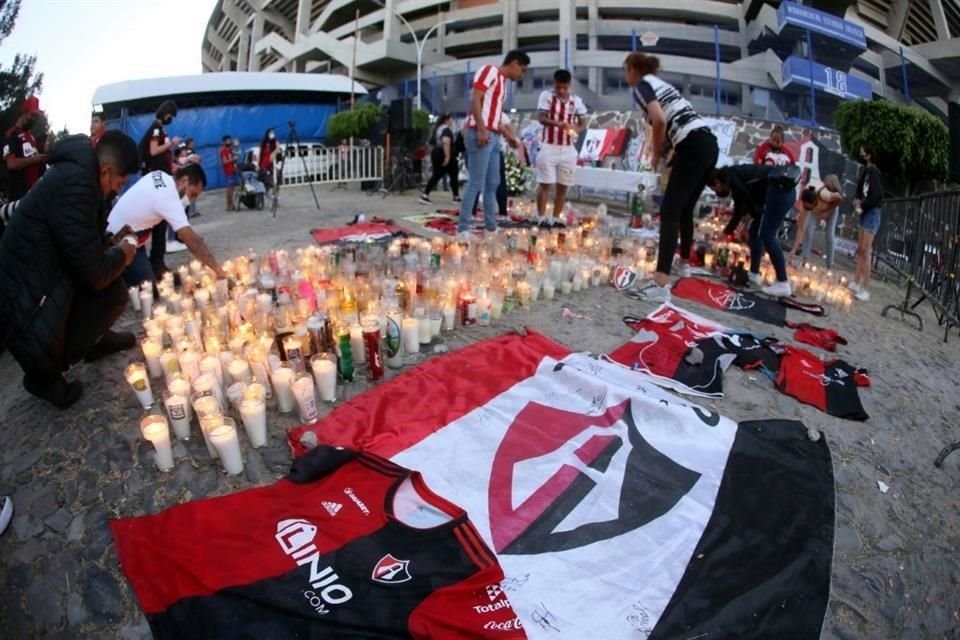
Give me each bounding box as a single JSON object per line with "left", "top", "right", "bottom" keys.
{"left": 275, "top": 120, "right": 321, "bottom": 216}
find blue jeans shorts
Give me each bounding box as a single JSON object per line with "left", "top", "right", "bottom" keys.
{"left": 859, "top": 207, "right": 881, "bottom": 234}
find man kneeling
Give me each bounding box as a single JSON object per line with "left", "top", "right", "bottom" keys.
{"left": 108, "top": 163, "right": 227, "bottom": 287}
{"left": 0, "top": 132, "right": 140, "bottom": 408}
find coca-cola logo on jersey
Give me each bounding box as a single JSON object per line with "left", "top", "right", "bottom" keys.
{"left": 488, "top": 397, "right": 704, "bottom": 555}
{"left": 484, "top": 617, "right": 524, "bottom": 631}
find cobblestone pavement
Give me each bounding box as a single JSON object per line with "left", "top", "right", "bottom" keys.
{"left": 0, "top": 185, "right": 958, "bottom": 639}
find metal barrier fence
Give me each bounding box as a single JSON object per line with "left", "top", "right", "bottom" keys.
{"left": 870, "top": 191, "right": 960, "bottom": 342}
{"left": 277, "top": 145, "right": 384, "bottom": 187}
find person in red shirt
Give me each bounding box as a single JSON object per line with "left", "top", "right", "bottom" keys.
{"left": 753, "top": 126, "right": 796, "bottom": 166}
{"left": 220, "top": 134, "right": 238, "bottom": 211}
{"left": 3, "top": 96, "right": 48, "bottom": 201}
{"left": 90, "top": 112, "right": 107, "bottom": 147}
{"left": 259, "top": 127, "right": 278, "bottom": 195}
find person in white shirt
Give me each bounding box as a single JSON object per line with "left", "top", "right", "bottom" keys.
{"left": 108, "top": 164, "right": 227, "bottom": 286}
{"left": 536, "top": 69, "right": 587, "bottom": 227}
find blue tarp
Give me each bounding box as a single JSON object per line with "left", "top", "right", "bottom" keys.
{"left": 109, "top": 103, "right": 336, "bottom": 190}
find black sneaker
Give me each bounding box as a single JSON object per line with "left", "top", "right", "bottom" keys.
{"left": 538, "top": 219, "right": 551, "bottom": 229}
{"left": 23, "top": 373, "right": 83, "bottom": 409}
{"left": 84, "top": 330, "right": 137, "bottom": 363}
{"left": 552, "top": 219, "right": 567, "bottom": 229}
{"left": 419, "top": 193, "right": 432, "bottom": 204}
{"left": 452, "top": 196, "right": 462, "bottom": 203}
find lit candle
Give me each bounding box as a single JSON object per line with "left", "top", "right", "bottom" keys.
{"left": 198, "top": 411, "right": 223, "bottom": 458}
{"left": 402, "top": 317, "right": 420, "bottom": 354}
{"left": 140, "top": 416, "right": 174, "bottom": 472}
{"left": 139, "top": 289, "right": 153, "bottom": 319}
{"left": 417, "top": 310, "right": 432, "bottom": 345}
{"left": 128, "top": 286, "right": 142, "bottom": 312}
{"left": 271, "top": 364, "right": 297, "bottom": 413}
{"left": 442, "top": 304, "right": 456, "bottom": 331}
{"left": 292, "top": 372, "right": 320, "bottom": 423}
{"left": 142, "top": 338, "right": 163, "bottom": 378}
{"left": 162, "top": 390, "right": 191, "bottom": 441}
{"left": 282, "top": 334, "right": 306, "bottom": 371}
{"left": 210, "top": 422, "right": 244, "bottom": 475}
{"left": 124, "top": 363, "right": 154, "bottom": 409}
{"left": 517, "top": 281, "right": 532, "bottom": 306}
{"left": 200, "top": 354, "right": 224, "bottom": 388}
{"left": 244, "top": 382, "right": 266, "bottom": 402}
{"left": 560, "top": 280, "right": 573, "bottom": 295}
{"left": 227, "top": 358, "right": 252, "bottom": 384}
{"left": 311, "top": 353, "right": 337, "bottom": 402}
{"left": 239, "top": 396, "right": 267, "bottom": 447}
{"left": 349, "top": 323, "right": 365, "bottom": 365}
{"left": 193, "top": 372, "right": 225, "bottom": 412}
{"left": 178, "top": 349, "right": 201, "bottom": 382}
{"left": 542, "top": 279, "right": 556, "bottom": 300}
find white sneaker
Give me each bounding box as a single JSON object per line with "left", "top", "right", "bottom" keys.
{"left": 419, "top": 193, "right": 432, "bottom": 204}
{"left": 847, "top": 281, "right": 862, "bottom": 293}
{"left": 748, "top": 271, "right": 762, "bottom": 286}
{"left": 855, "top": 289, "right": 870, "bottom": 301}
{"left": 762, "top": 280, "right": 792, "bottom": 298}
{"left": 456, "top": 231, "right": 473, "bottom": 243}
{"left": 166, "top": 240, "right": 188, "bottom": 254}
{"left": 678, "top": 263, "right": 691, "bottom": 278}
{"left": 0, "top": 496, "right": 12, "bottom": 536}
{"left": 637, "top": 282, "right": 671, "bottom": 302}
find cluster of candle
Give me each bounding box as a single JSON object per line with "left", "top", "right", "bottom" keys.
{"left": 121, "top": 216, "right": 664, "bottom": 473}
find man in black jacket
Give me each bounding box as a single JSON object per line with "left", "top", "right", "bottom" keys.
{"left": 710, "top": 164, "right": 795, "bottom": 298}
{"left": 0, "top": 131, "right": 139, "bottom": 408}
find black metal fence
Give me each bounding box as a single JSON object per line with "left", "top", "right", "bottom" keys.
{"left": 866, "top": 191, "right": 960, "bottom": 341}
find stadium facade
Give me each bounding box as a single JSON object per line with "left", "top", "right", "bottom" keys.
{"left": 202, "top": 1, "right": 960, "bottom": 126}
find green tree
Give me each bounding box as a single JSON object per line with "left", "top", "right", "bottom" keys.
{"left": 833, "top": 99, "right": 949, "bottom": 195}
{"left": 325, "top": 102, "right": 383, "bottom": 143}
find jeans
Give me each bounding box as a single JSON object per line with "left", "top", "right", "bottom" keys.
{"left": 750, "top": 183, "right": 795, "bottom": 282}
{"left": 655, "top": 129, "right": 719, "bottom": 275}
{"left": 859, "top": 207, "right": 881, "bottom": 234}
{"left": 801, "top": 207, "right": 838, "bottom": 267}
{"left": 459, "top": 128, "right": 501, "bottom": 232}
{"left": 123, "top": 247, "right": 157, "bottom": 288}
{"left": 472, "top": 152, "right": 507, "bottom": 220}
{"left": 60, "top": 278, "right": 129, "bottom": 367}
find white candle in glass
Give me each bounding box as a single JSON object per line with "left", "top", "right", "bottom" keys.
{"left": 292, "top": 372, "right": 319, "bottom": 423}
{"left": 128, "top": 286, "right": 141, "bottom": 311}
{"left": 226, "top": 381, "right": 247, "bottom": 411}
{"left": 310, "top": 353, "right": 337, "bottom": 402}
{"left": 442, "top": 305, "right": 456, "bottom": 331}
{"left": 417, "top": 312, "right": 432, "bottom": 344}
{"left": 227, "top": 358, "right": 252, "bottom": 384}
{"left": 139, "top": 290, "right": 153, "bottom": 319}
{"left": 200, "top": 354, "right": 224, "bottom": 389}
{"left": 402, "top": 317, "right": 419, "bottom": 354}
{"left": 210, "top": 423, "right": 244, "bottom": 475}
{"left": 193, "top": 372, "right": 225, "bottom": 412}
{"left": 271, "top": 365, "right": 297, "bottom": 413}
{"left": 542, "top": 279, "right": 556, "bottom": 300}
{"left": 124, "top": 363, "right": 154, "bottom": 409}
{"left": 239, "top": 397, "right": 267, "bottom": 447}
{"left": 198, "top": 412, "right": 223, "bottom": 458}
{"left": 178, "top": 350, "right": 201, "bottom": 382}
{"left": 194, "top": 287, "right": 210, "bottom": 309}
{"left": 244, "top": 381, "right": 266, "bottom": 402}
{"left": 163, "top": 391, "right": 191, "bottom": 440}
{"left": 141, "top": 416, "right": 174, "bottom": 471}
{"left": 560, "top": 280, "right": 573, "bottom": 295}
{"left": 142, "top": 338, "right": 163, "bottom": 378}
{"left": 349, "top": 323, "right": 365, "bottom": 364}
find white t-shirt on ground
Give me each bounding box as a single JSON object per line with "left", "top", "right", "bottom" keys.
{"left": 107, "top": 171, "right": 190, "bottom": 241}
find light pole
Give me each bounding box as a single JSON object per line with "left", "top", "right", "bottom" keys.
{"left": 374, "top": 0, "right": 451, "bottom": 110}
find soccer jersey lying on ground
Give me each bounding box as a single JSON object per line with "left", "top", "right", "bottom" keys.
{"left": 111, "top": 446, "right": 525, "bottom": 639}
{"left": 607, "top": 303, "right": 737, "bottom": 397}
{"left": 774, "top": 346, "right": 870, "bottom": 421}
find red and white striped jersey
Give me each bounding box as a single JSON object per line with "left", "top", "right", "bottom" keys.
{"left": 465, "top": 65, "right": 506, "bottom": 131}
{"left": 537, "top": 90, "right": 587, "bottom": 146}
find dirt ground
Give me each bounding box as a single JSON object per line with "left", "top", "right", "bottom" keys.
{"left": 0, "top": 182, "right": 957, "bottom": 639}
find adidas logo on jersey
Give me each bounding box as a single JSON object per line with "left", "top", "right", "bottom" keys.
{"left": 275, "top": 519, "right": 354, "bottom": 614}
{"left": 323, "top": 501, "right": 342, "bottom": 517}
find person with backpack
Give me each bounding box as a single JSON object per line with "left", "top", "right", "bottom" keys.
{"left": 420, "top": 114, "right": 460, "bottom": 205}
{"left": 138, "top": 100, "right": 181, "bottom": 279}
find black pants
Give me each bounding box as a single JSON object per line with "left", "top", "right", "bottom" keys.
{"left": 150, "top": 220, "right": 167, "bottom": 269}
{"left": 656, "top": 128, "right": 719, "bottom": 276}
{"left": 471, "top": 152, "right": 507, "bottom": 217}
{"left": 424, "top": 153, "right": 459, "bottom": 198}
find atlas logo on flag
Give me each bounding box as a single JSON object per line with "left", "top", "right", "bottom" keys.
{"left": 371, "top": 554, "right": 412, "bottom": 584}
{"left": 614, "top": 266, "right": 638, "bottom": 290}
{"left": 488, "top": 398, "right": 702, "bottom": 555}
{"left": 708, "top": 286, "right": 755, "bottom": 311}
{"left": 275, "top": 519, "right": 353, "bottom": 613}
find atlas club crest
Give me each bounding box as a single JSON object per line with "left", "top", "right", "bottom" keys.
{"left": 614, "top": 266, "right": 638, "bottom": 290}
{"left": 371, "top": 554, "right": 412, "bottom": 584}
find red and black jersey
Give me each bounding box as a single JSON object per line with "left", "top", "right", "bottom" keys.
{"left": 111, "top": 446, "right": 525, "bottom": 639}
{"left": 3, "top": 126, "right": 42, "bottom": 200}
{"left": 140, "top": 120, "right": 172, "bottom": 174}
{"left": 608, "top": 303, "right": 737, "bottom": 397}
{"left": 775, "top": 346, "right": 870, "bottom": 421}
{"left": 672, "top": 277, "right": 787, "bottom": 327}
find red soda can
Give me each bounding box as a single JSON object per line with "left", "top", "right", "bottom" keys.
{"left": 361, "top": 317, "right": 384, "bottom": 381}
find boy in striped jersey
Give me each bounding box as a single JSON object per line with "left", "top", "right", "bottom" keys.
{"left": 536, "top": 69, "right": 587, "bottom": 228}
